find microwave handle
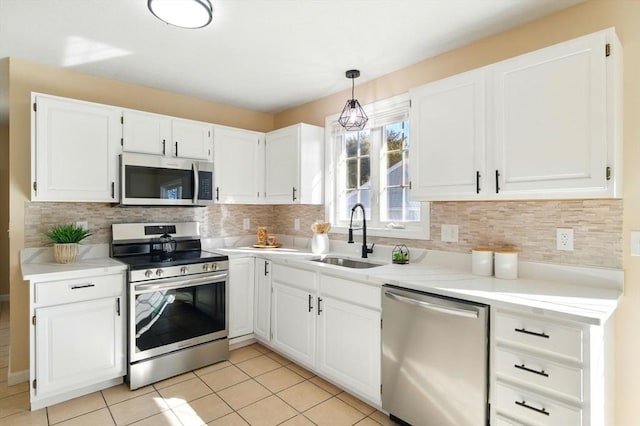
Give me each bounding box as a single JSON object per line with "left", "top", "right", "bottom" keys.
{"left": 193, "top": 162, "right": 200, "bottom": 204}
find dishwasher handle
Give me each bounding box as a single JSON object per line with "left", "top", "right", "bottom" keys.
{"left": 384, "top": 289, "right": 480, "bottom": 319}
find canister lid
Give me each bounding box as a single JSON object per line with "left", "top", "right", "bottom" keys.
{"left": 472, "top": 247, "right": 493, "bottom": 252}
{"left": 495, "top": 248, "right": 518, "bottom": 254}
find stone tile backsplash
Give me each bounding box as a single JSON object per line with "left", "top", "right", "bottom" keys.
{"left": 25, "top": 199, "right": 622, "bottom": 269}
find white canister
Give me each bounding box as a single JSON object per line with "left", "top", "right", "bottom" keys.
{"left": 311, "top": 233, "right": 330, "bottom": 254}
{"left": 471, "top": 248, "right": 493, "bottom": 276}
{"left": 495, "top": 249, "right": 518, "bottom": 279}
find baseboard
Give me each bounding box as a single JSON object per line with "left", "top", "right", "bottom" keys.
{"left": 229, "top": 334, "right": 256, "bottom": 351}
{"left": 0, "top": 294, "right": 9, "bottom": 302}
{"left": 8, "top": 368, "right": 28, "bottom": 386}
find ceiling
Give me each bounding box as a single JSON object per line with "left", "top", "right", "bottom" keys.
{"left": 0, "top": 0, "right": 584, "bottom": 114}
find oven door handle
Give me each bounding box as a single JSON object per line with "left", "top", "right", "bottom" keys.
{"left": 135, "top": 273, "right": 227, "bottom": 292}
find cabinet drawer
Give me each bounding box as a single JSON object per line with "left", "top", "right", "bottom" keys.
{"left": 319, "top": 275, "right": 380, "bottom": 310}
{"left": 35, "top": 274, "right": 123, "bottom": 306}
{"left": 495, "top": 312, "right": 583, "bottom": 362}
{"left": 496, "top": 348, "right": 583, "bottom": 402}
{"left": 495, "top": 382, "right": 582, "bottom": 426}
{"left": 271, "top": 264, "right": 316, "bottom": 292}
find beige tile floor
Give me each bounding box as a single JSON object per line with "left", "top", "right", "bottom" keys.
{"left": 0, "top": 302, "right": 397, "bottom": 425}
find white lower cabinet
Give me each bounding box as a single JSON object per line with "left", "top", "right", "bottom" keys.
{"left": 317, "top": 275, "right": 381, "bottom": 404}
{"left": 253, "top": 258, "right": 272, "bottom": 343}
{"left": 270, "top": 264, "right": 317, "bottom": 369}
{"left": 29, "top": 272, "right": 126, "bottom": 410}
{"left": 492, "top": 309, "right": 613, "bottom": 426}
{"left": 269, "top": 263, "right": 382, "bottom": 405}
{"left": 229, "top": 257, "right": 255, "bottom": 339}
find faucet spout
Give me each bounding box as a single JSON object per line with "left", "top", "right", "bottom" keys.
{"left": 347, "top": 203, "right": 374, "bottom": 258}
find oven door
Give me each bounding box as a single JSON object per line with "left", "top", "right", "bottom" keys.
{"left": 129, "top": 272, "right": 228, "bottom": 363}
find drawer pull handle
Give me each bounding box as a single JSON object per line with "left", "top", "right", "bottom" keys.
{"left": 514, "top": 363, "right": 549, "bottom": 377}
{"left": 514, "top": 327, "right": 549, "bottom": 339}
{"left": 70, "top": 284, "right": 95, "bottom": 290}
{"left": 515, "top": 400, "right": 550, "bottom": 416}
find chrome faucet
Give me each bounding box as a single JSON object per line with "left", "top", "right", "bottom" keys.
{"left": 348, "top": 203, "right": 374, "bottom": 258}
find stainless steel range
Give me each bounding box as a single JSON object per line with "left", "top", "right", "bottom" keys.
{"left": 111, "top": 222, "right": 229, "bottom": 390}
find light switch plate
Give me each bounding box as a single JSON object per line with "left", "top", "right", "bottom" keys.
{"left": 631, "top": 231, "right": 640, "bottom": 256}
{"left": 243, "top": 218, "right": 250, "bottom": 230}
{"left": 294, "top": 218, "right": 300, "bottom": 231}
{"left": 441, "top": 224, "right": 459, "bottom": 243}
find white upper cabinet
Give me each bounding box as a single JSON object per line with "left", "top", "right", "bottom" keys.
{"left": 213, "top": 126, "right": 264, "bottom": 203}
{"left": 409, "top": 69, "right": 487, "bottom": 199}
{"left": 32, "top": 93, "right": 121, "bottom": 202}
{"left": 410, "top": 27, "right": 622, "bottom": 201}
{"left": 172, "top": 118, "right": 213, "bottom": 161}
{"left": 121, "top": 110, "right": 170, "bottom": 156}
{"left": 492, "top": 29, "right": 620, "bottom": 198}
{"left": 122, "top": 110, "right": 213, "bottom": 161}
{"left": 264, "top": 123, "right": 324, "bottom": 204}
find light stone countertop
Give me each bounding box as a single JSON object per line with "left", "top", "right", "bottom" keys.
{"left": 20, "top": 239, "right": 623, "bottom": 325}
{"left": 21, "top": 244, "right": 127, "bottom": 281}
{"left": 214, "top": 239, "right": 622, "bottom": 326}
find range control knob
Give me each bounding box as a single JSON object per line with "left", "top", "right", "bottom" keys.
{"left": 180, "top": 266, "right": 189, "bottom": 275}
{"left": 212, "top": 263, "right": 219, "bottom": 271}
{"left": 156, "top": 269, "right": 164, "bottom": 277}
{"left": 203, "top": 263, "right": 211, "bottom": 272}
{"left": 144, "top": 270, "right": 153, "bottom": 278}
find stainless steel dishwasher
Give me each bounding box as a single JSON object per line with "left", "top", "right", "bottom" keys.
{"left": 382, "top": 285, "right": 489, "bottom": 426}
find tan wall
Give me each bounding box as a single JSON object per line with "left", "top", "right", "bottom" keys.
{"left": 275, "top": 2, "right": 640, "bottom": 424}
{"left": 6, "top": 57, "right": 275, "bottom": 377}
{"left": 0, "top": 57, "right": 8, "bottom": 297}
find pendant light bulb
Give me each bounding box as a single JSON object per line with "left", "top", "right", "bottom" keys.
{"left": 338, "top": 70, "right": 368, "bottom": 131}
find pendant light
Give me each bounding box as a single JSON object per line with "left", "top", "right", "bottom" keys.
{"left": 148, "top": 0, "right": 213, "bottom": 29}
{"left": 338, "top": 69, "right": 369, "bottom": 131}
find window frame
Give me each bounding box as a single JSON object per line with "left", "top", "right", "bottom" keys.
{"left": 324, "top": 93, "right": 430, "bottom": 240}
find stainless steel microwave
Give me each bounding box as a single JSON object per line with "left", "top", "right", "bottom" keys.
{"left": 119, "top": 152, "right": 214, "bottom": 206}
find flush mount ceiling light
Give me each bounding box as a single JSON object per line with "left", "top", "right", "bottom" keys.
{"left": 338, "top": 69, "right": 368, "bottom": 131}
{"left": 148, "top": 0, "right": 213, "bottom": 29}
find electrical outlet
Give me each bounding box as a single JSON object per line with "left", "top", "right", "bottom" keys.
{"left": 75, "top": 221, "right": 88, "bottom": 231}
{"left": 557, "top": 228, "right": 574, "bottom": 251}
{"left": 294, "top": 218, "right": 300, "bottom": 231}
{"left": 441, "top": 224, "right": 459, "bottom": 243}
{"left": 243, "top": 218, "right": 250, "bottom": 230}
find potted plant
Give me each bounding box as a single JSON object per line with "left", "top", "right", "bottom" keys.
{"left": 45, "top": 224, "right": 92, "bottom": 264}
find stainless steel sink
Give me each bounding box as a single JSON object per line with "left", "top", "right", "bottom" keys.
{"left": 311, "top": 256, "right": 384, "bottom": 269}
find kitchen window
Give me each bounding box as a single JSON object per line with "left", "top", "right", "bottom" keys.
{"left": 325, "top": 93, "right": 429, "bottom": 239}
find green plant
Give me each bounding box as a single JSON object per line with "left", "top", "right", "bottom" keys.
{"left": 45, "top": 224, "right": 92, "bottom": 244}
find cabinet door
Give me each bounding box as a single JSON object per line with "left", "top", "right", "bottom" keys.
{"left": 214, "top": 126, "right": 265, "bottom": 203}
{"left": 409, "top": 69, "right": 487, "bottom": 200}
{"left": 172, "top": 118, "right": 213, "bottom": 161}
{"left": 34, "top": 297, "right": 124, "bottom": 397}
{"left": 229, "top": 258, "right": 255, "bottom": 339}
{"left": 492, "top": 31, "right": 611, "bottom": 197}
{"left": 122, "top": 110, "right": 170, "bottom": 155}
{"left": 265, "top": 126, "right": 299, "bottom": 204}
{"left": 254, "top": 258, "right": 271, "bottom": 343}
{"left": 317, "top": 296, "right": 381, "bottom": 404}
{"left": 33, "top": 95, "right": 120, "bottom": 202}
{"left": 271, "top": 281, "right": 315, "bottom": 369}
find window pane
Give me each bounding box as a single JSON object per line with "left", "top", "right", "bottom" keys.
{"left": 359, "top": 156, "right": 371, "bottom": 187}
{"left": 386, "top": 153, "right": 402, "bottom": 186}
{"left": 346, "top": 159, "right": 357, "bottom": 189}
{"left": 345, "top": 134, "right": 358, "bottom": 157}
{"left": 385, "top": 122, "right": 406, "bottom": 152}
{"left": 359, "top": 131, "right": 371, "bottom": 156}
{"left": 383, "top": 187, "right": 420, "bottom": 222}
